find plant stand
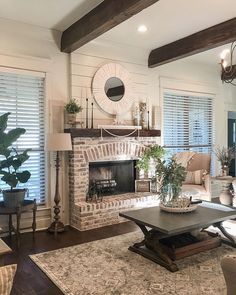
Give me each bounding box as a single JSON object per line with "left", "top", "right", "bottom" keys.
{"left": 0, "top": 199, "right": 37, "bottom": 248}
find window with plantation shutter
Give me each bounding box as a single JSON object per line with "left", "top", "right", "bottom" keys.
{"left": 163, "top": 91, "right": 213, "bottom": 155}
{"left": 0, "top": 68, "right": 46, "bottom": 205}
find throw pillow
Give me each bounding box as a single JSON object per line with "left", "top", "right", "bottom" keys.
{"left": 184, "top": 170, "right": 206, "bottom": 185}
{"left": 0, "top": 264, "right": 17, "bottom": 295}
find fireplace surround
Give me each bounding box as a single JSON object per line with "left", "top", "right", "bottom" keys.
{"left": 67, "top": 129, "right": 161, "bottom": 231}
{"left": 89, "top": 160, "right": 137, "bottom": 197}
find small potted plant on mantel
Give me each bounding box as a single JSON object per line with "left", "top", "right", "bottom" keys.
{"left": 0, "top": 112, "right": 31, "bottom": 207}
{"left": 64, "top": 98, "right": 82, "bottom": 126}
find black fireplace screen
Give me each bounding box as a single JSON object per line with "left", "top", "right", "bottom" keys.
{"left": 89, "top": 160, "right": 137, "bottom": 196}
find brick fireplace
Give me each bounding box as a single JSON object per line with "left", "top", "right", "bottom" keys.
{"left": 68, "top": 129, "right": 161, "bottom": 231}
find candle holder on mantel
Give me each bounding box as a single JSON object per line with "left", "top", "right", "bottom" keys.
{"left": 45, "top": 133, "right": 72, "bottom": 234}
{"left": 133, "top": 103, "right": 141, "bottom": 126}
{"left": 91, "top": 102, "right": 94, "bottom": 129}
{"left": 85, "top": 98, "right": 89, "bottom": 128}
{"left": 140, "top": 102, "right": 148, "bottom": 130}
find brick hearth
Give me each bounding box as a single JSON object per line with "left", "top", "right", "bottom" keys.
{"left": 69, "top": 136, "right": 160, "bottom": 231}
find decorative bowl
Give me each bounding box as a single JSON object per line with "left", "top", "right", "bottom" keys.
{"left": 159, "top": 203, "right": 198, "bottom": 213}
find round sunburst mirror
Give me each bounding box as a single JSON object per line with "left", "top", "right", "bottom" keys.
{"left": 92, "top": 63, "right": 134, "bottom": 115}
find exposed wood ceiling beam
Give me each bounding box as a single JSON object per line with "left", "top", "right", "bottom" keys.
{"left": 148, "top": 18, "right": 236, "bottom": 68}
{"left": 61, "top": 0, "right": 160, "bottom": 53}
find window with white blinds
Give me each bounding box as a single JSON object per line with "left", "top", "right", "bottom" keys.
{"left": 0, "top": 69, "right": 46, "bottom": 204}
{"left": 163, "top": 91, "right": 213, "bottom": 155}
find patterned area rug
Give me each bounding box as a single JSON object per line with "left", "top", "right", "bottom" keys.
{"left": 30, "top": 231, "right": 236, "bottom": 295}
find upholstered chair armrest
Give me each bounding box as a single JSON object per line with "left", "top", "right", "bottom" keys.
{"left": 203, "top": 174, "right": 211, "bottom": 195}
{"left": 221, "top": 255, "right": 236, "bottom": 295}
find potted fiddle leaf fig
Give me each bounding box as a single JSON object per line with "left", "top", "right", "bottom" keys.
{"left": 0, "top": 112, "right": 31, "bottom": 207}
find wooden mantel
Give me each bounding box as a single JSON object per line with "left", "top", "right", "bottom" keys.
{"left": 64, "top": 128, "right": 161, "bottom": 138}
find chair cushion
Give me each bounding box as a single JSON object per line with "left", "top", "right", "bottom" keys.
{"left": 173, "top": 151, "right": 195, "bottom": 168}
{"left": 182, "top": 184, "right": 207, "bottom": 197}
{"left": 221, "top": 255, "right": 236, "bottom": 295}
{"left": 184, "top": 169, "right": 206, "bottom": 185}
{"left": 187, "top": 153, "right": 211, "bottom": 173}
{"left": 0, "top": 264, "right": 17, "bottom": 295}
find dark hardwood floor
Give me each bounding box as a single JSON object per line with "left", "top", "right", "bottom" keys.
{"left": 2, "top": 222, "right": 138, "bottom": 295}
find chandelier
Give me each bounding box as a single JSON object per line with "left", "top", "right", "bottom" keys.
{"left": 220, "top": 41, "right": 236, "bottom": 86}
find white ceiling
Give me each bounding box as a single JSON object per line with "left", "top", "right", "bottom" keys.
{"left": 94, "top": 0, "right": 236, "bottom": 66}
{"left": 96, "top": 0, "right": 236, "bottom": 52}
{"left": 0, "top": 0, "right": 235, "bottom": 65}
{"left": 0, "top": 0, "right": 103, "bottom": 31}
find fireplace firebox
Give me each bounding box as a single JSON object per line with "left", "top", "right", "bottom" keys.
{"left": 89, "top": 160, "right": 137, "bottom": 196}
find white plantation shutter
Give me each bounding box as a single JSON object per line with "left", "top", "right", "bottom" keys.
{"left": 0, "top": 69, "right": 46, "bottom": 204}
{"left": 163, "top": 91, "right": 213, "bottom": 155}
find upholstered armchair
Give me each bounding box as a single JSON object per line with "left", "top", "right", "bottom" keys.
{"left": 221, "top": 255, "right": 236, "bottom": 295}
{"left": 177, "top": 153, "right": 212, "bottom": 201}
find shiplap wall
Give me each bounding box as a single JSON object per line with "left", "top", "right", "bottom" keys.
{"left": 70, "top": 52, "right": 155, "bottom": 127}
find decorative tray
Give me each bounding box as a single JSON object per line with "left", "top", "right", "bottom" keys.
{"left": 159, "top": 203, "right": 198, "bottom": 213}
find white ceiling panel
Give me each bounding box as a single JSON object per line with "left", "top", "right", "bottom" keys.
{"left": 0, "top": 0, "right": 103, "bottom": 31}
{"left": 97, "top": 0, "right": 236, "bottom": 51}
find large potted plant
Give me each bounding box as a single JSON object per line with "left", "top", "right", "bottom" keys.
{"left": 137, "top": 145, "right": 187, "bottom": 205}
{"left": 0, "top": 112, "right": 31, "bottom": 207}
{"left": 64, "top": 98, "right": 82, "bottom": 126}
{"left": 136, "top": 144, "right": 166, "bottom": 172}
{"left": 155, "top": 158, "right": 186, "bottom": 204}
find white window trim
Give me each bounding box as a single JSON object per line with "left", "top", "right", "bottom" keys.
{"left": 159, "top": 77, "right": 216, "bottom": 147}
{"left": 0, "top": 54, "right": 52, "bottom": 210}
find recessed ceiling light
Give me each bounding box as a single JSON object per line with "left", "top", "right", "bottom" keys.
{"left": 137, "top": 25, "right": 147, "bottom": 33}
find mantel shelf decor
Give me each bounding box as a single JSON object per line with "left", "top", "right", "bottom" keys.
{"left": 92, "top": 63, "right": 134, "bottom": 115}
{"left": 64, "top": 128, "right": 161, "bottom": 138}
{"left": 97, "top": 125, "right": 142, "bottom": 130}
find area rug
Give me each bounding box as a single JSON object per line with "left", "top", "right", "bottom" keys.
{"left": 30, "top": 231, "right": 236, "bottom": 295}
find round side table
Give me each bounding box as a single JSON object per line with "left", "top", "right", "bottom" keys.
{"left": 0, "top": 199, "right": 37, "bottom": 247}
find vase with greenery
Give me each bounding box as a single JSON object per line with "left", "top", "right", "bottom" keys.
{"left": 136, "top": 144, "right": 165, "bottom": 172}
{"left": 0, "top": 112, "right": 31, "bottom": 207}
{"left": 155, "top": 158, "right": 187, "bottom": 205}
{"left": 64, "top": 98, "right": 82, "bottom": 126}
{"left": 214, "top": 146, "right": 235, "bottom": 176}
{"left": 137, "top": 144, "right": 186, "bottom": 205}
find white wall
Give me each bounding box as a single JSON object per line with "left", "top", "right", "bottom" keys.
{"left": 0, "top": 17, "right": 235, "bottom": 232}
{"left": 0, "top": 18, "right": 70, "bottom": 231}
{"left": 70, "top": 48, "right": 152, "bottom": 127}
{"left": 151, "top": 60, "right": 236, "bottom": 175}
{"left": 73, "top": 40, "right": 236, "bottom": 176}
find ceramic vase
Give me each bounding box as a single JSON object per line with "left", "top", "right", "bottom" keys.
{"left": 221, "top": 165, "right": 229, "bottom": 177}
{"left": 219, "top": 191, "right": 232, "bottom": 205}
{"left": 65, "top": 112, "right": 76, "bottom": 126}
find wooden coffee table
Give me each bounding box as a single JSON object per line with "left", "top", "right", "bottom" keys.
{"left": 120, "top": 202, "right": 236, "bottom": 272}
